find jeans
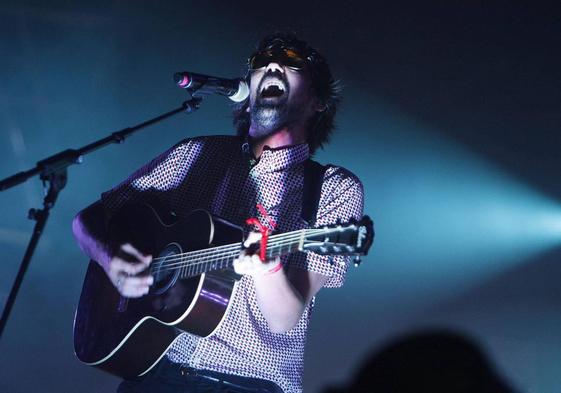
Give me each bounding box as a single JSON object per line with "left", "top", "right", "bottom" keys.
{"left": 117, "top": 357, "right": 284, "bottom": 393}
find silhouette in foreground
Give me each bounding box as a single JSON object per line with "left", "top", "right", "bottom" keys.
{"left": 325, "top": 329, "right": 519, "bottom": 393}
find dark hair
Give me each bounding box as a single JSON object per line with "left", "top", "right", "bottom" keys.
{"left": 233, "top": 32, "right": 341, "bottom": 154}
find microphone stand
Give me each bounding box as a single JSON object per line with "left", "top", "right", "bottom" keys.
{"left": 0, "top": 96, "right": 203, "bottom": 340}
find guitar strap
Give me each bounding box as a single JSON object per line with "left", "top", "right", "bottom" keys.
{"left": 301, "top": 159, "right": 328, "bottom": 227}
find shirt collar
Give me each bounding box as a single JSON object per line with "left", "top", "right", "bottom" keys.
{"left": 252, "top": 143, "right": 310, "bottom": 172}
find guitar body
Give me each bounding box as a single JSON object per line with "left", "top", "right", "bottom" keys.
{"left": 73, "top": 204, "right": 244, "bottom": 378}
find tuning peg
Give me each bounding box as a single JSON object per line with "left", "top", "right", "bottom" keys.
{"left": 353, "top": 255, "right": 362, "bottom": 267}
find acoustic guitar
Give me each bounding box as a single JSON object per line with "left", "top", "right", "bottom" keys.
{"left": 73, "top": 202, "right": 374, "bottom": 378}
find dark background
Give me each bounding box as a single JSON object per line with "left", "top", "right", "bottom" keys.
{"left": 1, "top": 1, "right": 560, "bottom": 392}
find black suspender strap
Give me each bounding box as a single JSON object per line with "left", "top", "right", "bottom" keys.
{"left": 301, "top": 159, "right": 327, "bottom": 227}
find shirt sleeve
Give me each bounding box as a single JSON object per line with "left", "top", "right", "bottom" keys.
{"left": 290, "top": 165, "right": 365, "bottom": 288}
{"left": 100, "top": 138, "right": 200, "bottom": 216}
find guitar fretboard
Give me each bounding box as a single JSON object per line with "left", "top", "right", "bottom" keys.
{"left": 149, "top": 228, "right": 315, "bottom": 279}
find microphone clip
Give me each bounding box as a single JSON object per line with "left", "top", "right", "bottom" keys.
{"left": 181, "top": 96, "right": 203, "bottom": 114}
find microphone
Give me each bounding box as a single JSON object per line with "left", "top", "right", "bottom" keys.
{"left": 174, "top": 71, "right": 249, "bottom": 102}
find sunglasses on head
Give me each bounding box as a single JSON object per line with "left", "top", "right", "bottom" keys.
{"left": 248, "top": 47, "right": 309, "bottom": 70}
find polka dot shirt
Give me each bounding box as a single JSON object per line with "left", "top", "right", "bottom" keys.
{"left": 101, "top": 135, "right": 364, "bottom": 393}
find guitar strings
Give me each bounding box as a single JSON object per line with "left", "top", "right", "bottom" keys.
{"left": 149, "top": 228, "right": 328, "bottom": 269}
{"left": 150, "top": 236, "right": 300, "bottom": 275}
{"left": 150, "top": 228, "right": 344, "bottom": 276}
{"left": 152, "top": 240, "right": 321, "bottom": 278}
{"left": 149, "top": 228, "right": 326, "bottom": 269}
{"left": 149, "top": 227, "right": 344, "bottom": 271}
{"left": 152, "top": 240, "right": 294, "bottom": 276}
{"left": 151, "top": 238, "right": 307, "bottom": 276}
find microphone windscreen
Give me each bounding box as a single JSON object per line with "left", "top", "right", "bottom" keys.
{"left": 230, "top": 80, "right": 249, "bottom": 102}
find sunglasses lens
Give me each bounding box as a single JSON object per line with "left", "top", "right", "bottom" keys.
{"left": 249, "top": 48, "right": 306, "bottom": 70}
{"left": 282, "top": 49, "right": 305, "bottom": 69}
{"left": 249, "top": 52, "right": 272, "bottom": 69}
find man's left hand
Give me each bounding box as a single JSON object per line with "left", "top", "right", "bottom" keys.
{"left": 233, "top": 232, "right": 282, "bottom": 276}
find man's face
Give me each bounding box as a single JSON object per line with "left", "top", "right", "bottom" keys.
{"left": 247, "top": 55, "right": 317, "bottom": 139}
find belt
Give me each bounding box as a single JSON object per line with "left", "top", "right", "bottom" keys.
{"left": 179, "top": 366, "right": 221, "bottom": 382}
{"left": 166, "top": 362, "right": 284, "bottom": 393}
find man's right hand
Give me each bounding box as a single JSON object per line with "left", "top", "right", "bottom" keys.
{"left": 106, "top": 243, "right": 154, "bottom": 298}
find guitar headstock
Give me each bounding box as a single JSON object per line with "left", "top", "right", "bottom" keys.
{"left": 303, "top": 216, "right": 374, "bottom": 265}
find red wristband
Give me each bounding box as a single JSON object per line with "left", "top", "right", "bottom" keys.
{"left": 266, "top": 262, "right": 283, "bottom": 275}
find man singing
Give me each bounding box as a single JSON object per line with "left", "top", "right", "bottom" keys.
{"left": 73, "top": 32, "right": 364, "bottom": 393}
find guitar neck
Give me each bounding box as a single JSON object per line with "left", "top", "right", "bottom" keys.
{"left": 149, "top": 218, "right": 370, "bottom": 280}
{"left": 151, "top": 229, "right": 310, "bottom": 280}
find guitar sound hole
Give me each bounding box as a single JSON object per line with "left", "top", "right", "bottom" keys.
{"left": 151, "top": 243, "right": 181, "bottom": 295}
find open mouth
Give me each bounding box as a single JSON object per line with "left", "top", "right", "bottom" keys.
{"left": 259, "top": 78, "right": 286, "bottom": 98}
